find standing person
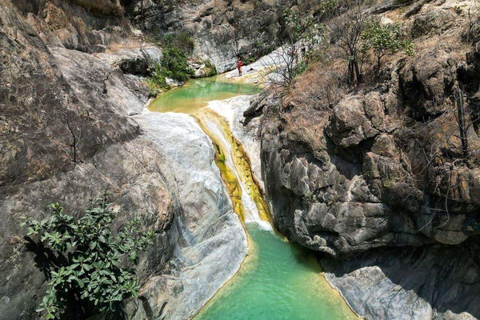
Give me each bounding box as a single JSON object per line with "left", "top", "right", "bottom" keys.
{"left": 237, "top": 59, "right": 243, "bottom": 76}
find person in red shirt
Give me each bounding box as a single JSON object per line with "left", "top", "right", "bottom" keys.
{"left": 237, "top": 59, "right": 243, "bottom": 76}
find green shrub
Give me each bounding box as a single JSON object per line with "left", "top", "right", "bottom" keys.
{"left": 292, "top": 61, "right": 308, "bottom": 77}
{"left": 162, "top": 31, "right": 195, "bottom": 54}
{"left": 162, "top": 46, "right": 194, "bottom": 82}
{"left": 147, "top": 46, "right": 194, "bottom": 93}
{"left": 203, "top": 60, "right": 217, "bottom": 77}
{"left": 21, "top": 193, "right": 155, "bottom": 320}
{"left": 147, "top": 62, "right": 169, "bottom": 94}
{"left": 361, "top": 22, "right": 415, "bottom": 73}
{"left": 146, "top": 30, "right": 195, "bottom": 93}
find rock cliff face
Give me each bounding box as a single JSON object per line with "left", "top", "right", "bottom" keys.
{"left": 0, "top": 0, "right": 245, "bottom": 319}
{"left": 322, "top": 239, "right": 480, "bottom": 320}
{"left": 129, "top": 112, "right": 247, "bottom": 320}
{"left": 253, "top": 0, "right": 480, "bottom": 318}
{"left": 126, "top": 0, "right": 320, "bottom": 72}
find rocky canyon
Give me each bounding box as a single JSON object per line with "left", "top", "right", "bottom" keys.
{"left": 1, "top": 0, "right": 480, "bottom": 319}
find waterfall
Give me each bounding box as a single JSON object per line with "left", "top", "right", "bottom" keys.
{"left": 195, "top": 108, "right": 273, "bottom": 231}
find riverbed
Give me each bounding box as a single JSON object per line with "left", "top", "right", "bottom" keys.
{"left": 148, "top": 77, "right": 358, "bottom": 320}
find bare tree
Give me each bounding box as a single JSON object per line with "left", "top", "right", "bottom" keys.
{"left": 402, "top": 88, "right": 479, "bottom": 232}
{"left": 327, "top": 1, "right": 370, "bottom": 84}
{"left": 48, "top": 102, "right": 84, "bottom": 167}
{"left": 455, "top": 88, "right": 469, "bottom": 159}
{"left": 64, "top": 116, "right": 83, "bottom": 164}
{"left": 263, "top": 10, "right": 322, "bottom": 88}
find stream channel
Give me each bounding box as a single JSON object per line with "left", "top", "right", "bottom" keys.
{"left": 148, "top": 77, "right": 358, "bottom": 320}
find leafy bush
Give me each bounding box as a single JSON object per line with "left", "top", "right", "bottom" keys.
{"left": 203, "top": 60, "right": 217, "bottom": 77}
{"left": 162, "top": 31, "right": 195, "bottom": 55}
{"left": 146, "top": 46, "right": 194, "bottom": 94}
{"left": 147, "top": 62, "right": 169, "bottom": 95}
{"left": 361, "top": 22, "right": 415, "bottom": 73}
{"left": 162, "top": 46, "right": 194, "bottom": 82}
{"left": 21, "top": 193, "right": 155, "bottom": 320}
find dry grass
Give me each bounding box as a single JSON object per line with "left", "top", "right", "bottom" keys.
{"left": 287, "top": 56, "right": 347, "bottom": 112}
{"left": 106, "top": 38, "right": 146, "bottom": 52}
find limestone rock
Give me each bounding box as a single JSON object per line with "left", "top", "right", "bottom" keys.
{"left": 412, "top": 7, "right": 456, "bottom": 38}
{"left": 130, "top": 112, "right": 248, "bottom": 320}
{"left": 322, "top": 240, "right": 480, "bottom": 320}
{"left": 96, "top": 46, "right": 162, "bottom": 75}
{"left": 399, "top": 46, "right": 458, "bottom": 120}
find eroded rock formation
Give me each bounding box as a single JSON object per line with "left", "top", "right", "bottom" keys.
{"left": 0, "top": 0, "right": 245, "bottom": 319}
{"left": 252, "top": 0, "right": 480, "bottom": 318}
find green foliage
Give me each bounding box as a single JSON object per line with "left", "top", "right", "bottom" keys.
{"left": 292, "top": 61, "right": 308, "bottom": 77}
{"left": 21, "top": 193, "right": 155, "bottom": 320}
{"left": 146, "top": 30, "right": 195, "bottom": 93}
{"left": 282, "top": 10, "right": 321, "bottom": 45}
{"left": 203, "top": 60, "right": 217, "bottom": 77}
{"left": 361, "top": 22, "right": 415, "bottom": 72}
{"left": 278, "top": 10, "right": 324, "bottom": 87}
{"left": 317, "top": 0, "right": 339, "bottom": 20}
{"left": 161, "top": 46, "right": 194, "bottom": 82}
{"left": 147, "top": 62, "right": 169, "bottom": 94}
{"left": 162, "top": 31, "right": 195, "bottom": 54}
{"left": 244, "top": 56, "right": 257, "bottom": 65}
{"left": 147, "top": 46, "right": 194, "bottom": 93}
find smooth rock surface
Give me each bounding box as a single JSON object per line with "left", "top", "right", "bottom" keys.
{"left": 207, "top": 95, "right": 264, "bottom": 191}
{"left": 130, "top": 112, "right": 248, "bottom": 320}
{"left": 322, "top": 240, "right": 480, "bottom": 320}
{"left": 96, "top": 46, "right": 162, "bottom": 75}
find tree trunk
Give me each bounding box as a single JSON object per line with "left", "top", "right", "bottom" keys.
{"left": 353, "top": 60, "right": 361, "bottom": 84}
{"left": 141, "top": 0, "right": 145, "bottom": 31}
{"left": 376, "top": 56, "right": 382, "bottom": 75}
{"left": 348, "top": 61, "right": 354, "bottom": 84}
{"left": 456, "top": 88, "right": 469, "bottom": 159}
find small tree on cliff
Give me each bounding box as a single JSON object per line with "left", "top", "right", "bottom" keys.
{"left": 21, "top": 193, "right": 155, "bottom": 320}
{"left": 328, "top": 1, "right": 370, "bottom": 84}
{"left": 361, "top": 21, "right": 415, "bottom": 75}
{"left": 267, "top": 10, "right": 323, "bottom": 88}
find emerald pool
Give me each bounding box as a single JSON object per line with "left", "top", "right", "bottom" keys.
{"left": 148, "top": 78, "right": 260, "bottom": 114}
{"left": 149, "top": 78, "right": 357, "bottom": 320}
{"left": 194, "top": 224, "right": 357, "bottom": 320}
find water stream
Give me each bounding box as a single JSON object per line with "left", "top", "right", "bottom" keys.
{"left": 148, "top": 78, "right": 358, "bottom": 320}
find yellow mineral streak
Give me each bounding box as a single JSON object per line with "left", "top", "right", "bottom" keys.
{"left": 194, "top": 117, "right": 248, "bottom": 226}
{"left": 195, "top": 108, "right": 274, "bottom": 226}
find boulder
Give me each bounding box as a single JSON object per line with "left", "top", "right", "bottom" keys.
{"left": 412, "top": 7, "right": 456, "bottom": 38}
{"left": 399, "top": 46, "right": 457, "bottom": 120}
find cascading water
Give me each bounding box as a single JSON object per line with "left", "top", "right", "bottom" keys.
{"left": 148, "top": 78, "right": 358, "bottom": 320}
{"left": 195, "top": 109, "right": 273, "bottom": 230}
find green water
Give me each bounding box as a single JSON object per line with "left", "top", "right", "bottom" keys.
{"left": 148, "top": 78, "right": 260, "bottom": 114}
{"left": 149, "top": 78, "right": 357, "bottom": 320}
{"left": 195, "top": 225, "right": 356, "bottom": 320}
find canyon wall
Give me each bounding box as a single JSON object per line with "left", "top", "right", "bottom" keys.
{"left": 0, "top": 0, "right": 245, "bottom": 318}
{"left": 250, "top": 0, "right": 480, "bottom": 318}
{"left": 125, "top": 0, "right": 321, "bottom": 72}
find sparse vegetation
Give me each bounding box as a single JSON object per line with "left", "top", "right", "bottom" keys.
{"left": 162, "top": 31, "right": 195, "bottom": 55}
{"left": 328, "top": 2, "right": 370, "bottom": 84}
{"left": 361, "top": 21, "right": 414, "bottom": 74}
{"left": 161, "top": 46, "right": 194, "bottom": 82}
{"left": 21, "top": 193, "right": 155, "bottom": 320}
{"left": 268, "top": 10, "right": 323, "bottom": 88}
{"left": 203, "top": 60, "right": 217, "bottom": 77}
{"left": 147, "top": 45, "right": 194, "bottom": 93}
